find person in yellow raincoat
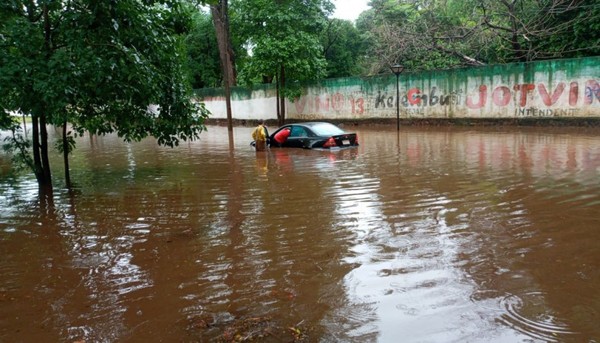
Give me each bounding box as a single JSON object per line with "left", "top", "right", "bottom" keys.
{"left": 252, "top": 122, "right": 268, "bottom": 151}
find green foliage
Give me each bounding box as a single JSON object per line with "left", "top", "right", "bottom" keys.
{"left": 184, "top": 10, "right": 222, "bottom": 88}
{"left": 535, "top": 0, "right": 600, "bottom": 59}
{"left": 54, "top": 130, "right": 76, "bottom": 155}
{"left": 321, "top": 19, "right": 369, "bottom": 78}
{"left": 232, "top": 0, "right": 333, "bottom": 93}
{"left": 1, "top": 120, "right": 34, "bottom": 173}
{"left": 179, "top": 0, "right": 599, "bottom": 85}
{"left": 57, "top": 0, "right": 208, "bottom": 146}
{"left": 0, "top": 0, "right": 210, "bottom": 183}
{"left": 360, "top": 0, "right": 600, "bottom": 73}
{"left": 372, "top": 0, "right": 418, "bottom": 24}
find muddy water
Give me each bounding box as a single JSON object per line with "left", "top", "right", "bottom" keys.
{"left": 1, "top": 125, "right": 599, "bottom": 342}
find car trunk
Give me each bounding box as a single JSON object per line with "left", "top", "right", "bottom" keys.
{"left": 332, "top": 133, "right": 358, "bottom": 147}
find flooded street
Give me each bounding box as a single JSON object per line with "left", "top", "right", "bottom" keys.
{"left": 1, "top": 125, "right": 599, "bottom": 342}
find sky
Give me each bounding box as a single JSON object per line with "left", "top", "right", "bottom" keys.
{"left": 331, "top": 0, "right": 370, "bottom": 21}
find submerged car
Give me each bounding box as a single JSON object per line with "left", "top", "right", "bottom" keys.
{"left": 268, "top": 122, "right": 359, "bottom": 149}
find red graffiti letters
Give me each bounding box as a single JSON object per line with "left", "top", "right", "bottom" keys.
{"left": 294, "top": 97, "right": 307, "bottom": 113}
{"left": 492, "top": 86, "right": 511, "bottom": 106}
{"left": 294, "top": 93, "right": 364, "bottom": 115}
{"left": 538, "top": 82, "right": 565, "bottom": 106}
{"left": 289, "top": 79, "right": 598, "bottom": 116}
{"left": 466, "top": 81, "right": 598, "bottom": 109}
{"left": 407, "top": 88, "right": 422, "bottom": 106}
{"left": 331, "top": 93, "right": 345, "bottom": 111}
{"left": 513, "top": 84, "right": 536, "bottom": 107}
{"left": 350, "top": 98, "right": 365, "bottom": 114}
{"left": 569, "top": 82, "right": 578, "bottom": 106}
{"left": 466, "top": 85, "right": 488, "bottom": 109}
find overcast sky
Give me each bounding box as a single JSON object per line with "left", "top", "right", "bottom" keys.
{"left": 331, "top": 0, "right": 370, "bottom": 21}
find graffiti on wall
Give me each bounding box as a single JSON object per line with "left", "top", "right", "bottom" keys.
{"left": 376, "top": 87, "right": 462, "bottom": 108}
{"left": 294, "top": 93, "right": 366, "bottom": 115}
{"left": 196, "top": 58, "right": 600, "bottom": 120}
{"left": 291, "top": 79, "right": 599, "bottom": 118}
{"left": 464, "top": 80, "right": 599, "bottom": 107}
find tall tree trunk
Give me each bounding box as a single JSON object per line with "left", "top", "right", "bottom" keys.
{"left": 22, "top": 113, "right": 28, "bottom": 137}
{"left": 31, "top": 111, "right": 52, "bottom": 191}
{"left": 211, "top": 1, "right": 236, "bottom": 86}
{"left": 275, "top": 71, "right": 280, "bottom": 125}
{"left": 36, "top": 2, "right": 52, "bottom": 191}
{"left": 31, "top": 115, "right": 44, "bottom": 184}
{"left": 504, "top": 0, "right": 526, "bottom": 62}
{"left": 224, "top": 71, "right": 233, "bottom": 132}
{"left": 40, "top": 111, "right": 51, "bottom": 186}
{"left": 62, "top": 122, "right": 71, "bottom": 188}
{"left": 211, "top": 0, "right": 236, "bottom": 132}
{"left": 278, "top": 64, "right": 286, "bottom": 127}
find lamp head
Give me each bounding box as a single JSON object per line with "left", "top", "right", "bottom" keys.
{"left": 390, "top": 64, "right": 404, "bottom": 75}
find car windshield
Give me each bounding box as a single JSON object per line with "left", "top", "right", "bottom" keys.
{"left": 309, "top": 123, "right": 345, "bottom": 136}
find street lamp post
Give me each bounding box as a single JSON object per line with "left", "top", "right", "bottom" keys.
{"left": 390, "top": 64, "right": 404, "bottom": 131}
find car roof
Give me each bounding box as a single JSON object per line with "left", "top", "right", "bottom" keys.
{"left": 289, "top": 122, "right": 334, "bottom": 127}
{"left": 300, "top": 121, "right": 328, "bottom": 126}
{"left": 286, "top": 122, "right": 349, "bottom": 135}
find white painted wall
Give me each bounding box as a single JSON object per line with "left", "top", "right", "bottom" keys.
{"left": 196, "top": 58, "right": 600, "bottom": 121}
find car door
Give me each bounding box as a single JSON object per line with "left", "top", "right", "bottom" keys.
{"left": 286, "top": 125, "right": 309, "bottom": 148}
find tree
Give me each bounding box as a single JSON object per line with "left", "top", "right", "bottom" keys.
{"left": 184, "top": 6, "right": 249, "bottom": 88}
{"left": 211, "top": 0, "right": 236, "bottom": 132}
{"left": 361, "top": 0, "right": 599, "bottom": 73}
{"left": 321, "top": 18, "right": 369, "bottom": 78}
{"left": 185, "top": 10, "right": 222, "bottom": 89}
{"left": 362, "top": 0, "right": 487, "bottom": 73}
{"left": 477, "top": 0, "right": 600, "bottom": 61}
{"left": 211, "top": 0, "right": 237, "bottom": 87}
{"left": 232, "top": 0, "right": 333, "bottom": 126}
{"left": 540, "top": 0, "right": 600, "bottom": 59}
{"left": 0, "top": 0, "right": 209, "bottom": 192}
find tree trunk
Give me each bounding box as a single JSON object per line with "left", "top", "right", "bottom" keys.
{"left": 35, "top": 2, "right": 52, "bottom": 191}
{"left": 278, "top": 64, "right": 286, "bottom": 127}
{"left": 31, "top": 115, "right": 44, "bottom": 184}
{"left": 211, "top": 1, "right": 236, "bottom": 86}
{"left": 276, "top": 71, "right": 280, "bottom": 125}
{"left": 505, "top": 1, "right": 526, "bottom": 62}
{"left": 31, "top": 111, "right": 52, "bottom": 190}
{"left": 211, "top": 0, "right": 236, "bottom": 132}
{"left": 224, "top": 68, "right": 233, "bottom": 132}
{"left": 62, "top": 122, "right": 71, "bottom": 188}
{"left": 22, "top": 113, "right": 27, "bottom": 137}
{"left": 40, "top": 111, "right": 51, "bottom": 185}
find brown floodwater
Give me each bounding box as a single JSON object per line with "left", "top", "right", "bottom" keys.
{"left": 1, "top": 124, "right": 599, "bottom": 343}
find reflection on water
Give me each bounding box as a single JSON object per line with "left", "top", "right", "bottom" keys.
{"left": 1, "top": 125, "right": 600, "bottom": 342}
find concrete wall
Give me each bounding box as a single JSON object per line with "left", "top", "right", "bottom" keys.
{"left": 194, "top": 57, "right": 600, "bottom": 122}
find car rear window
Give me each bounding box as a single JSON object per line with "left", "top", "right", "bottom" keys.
{"left": 310, "top": 123, "right": 345, "bottom": 136}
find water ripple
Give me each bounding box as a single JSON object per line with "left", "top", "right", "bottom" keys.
{"left": 498, "top": 292, "right": 578, "bottom": 342}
